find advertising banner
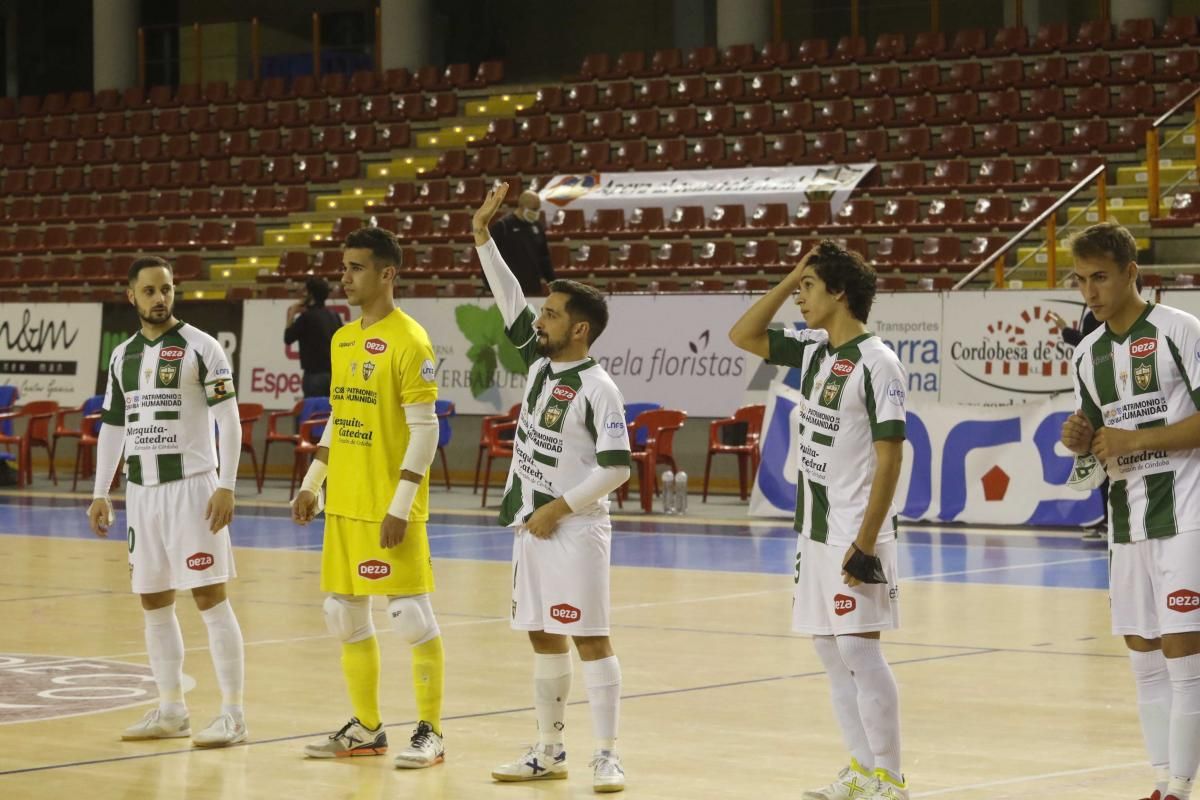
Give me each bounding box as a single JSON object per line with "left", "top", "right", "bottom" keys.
{"left": 749, "top": 389, "right": 1103, "bottom": 527}
{"left": 537, "top": 164, "right": 876, "bottom": 220}
{"left": 0, "top": 303, "right": 103, "bottom": 406}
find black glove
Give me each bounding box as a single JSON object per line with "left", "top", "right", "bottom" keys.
{"left": 843, "top": 544, "right": 887, "bottom": 584}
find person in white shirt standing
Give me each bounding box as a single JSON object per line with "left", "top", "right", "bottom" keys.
{"left": 86, "top": 256, "right": 247, "bottom": 748}
{"left": 730, "top": 241, "right": 909, "bottom": 800}
{"left": 1062, "top": 222, "right": 1200, "bottom": 800}
{"left": 473, "top": 184, "right": 632, "bottom": 794}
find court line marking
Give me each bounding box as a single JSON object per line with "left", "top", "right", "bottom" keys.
{"left": 910, "top": 555, "right": 1108, "bottom": 581}
{"left": 0, "top": 647, "right": 994, "bottom": 776}
{"left": 910, "top": 759, "right": 1145, "bottom": 797}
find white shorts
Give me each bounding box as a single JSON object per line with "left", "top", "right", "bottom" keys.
{"left": 792, "top": 535, "right": 900, "bottom": 636}
{"left": 126, "top": 471, "right": 236, "bottom": 595}
{"left": 510, "top": 516, "right": 611, "bottom": 636}
{"left": 1111, "top": 534, "right": 1200, "bottom": 638}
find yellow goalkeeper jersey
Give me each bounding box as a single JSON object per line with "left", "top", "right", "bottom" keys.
{"left": 326, "top": 308, "right": 439, "bottom": 523}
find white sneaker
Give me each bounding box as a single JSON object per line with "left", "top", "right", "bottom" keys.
{"left": 491, "top": 745, "right": 568, "bottom": 782}
{"left": 867, "top": 771, "right": 909, "bottom": 800}
{"left": 591, "top": 750, "right": 625, "bottom": 793}
{"left": 303, "top": 717, "right": 388, "bottom": 758}
{"left": 393, "top": 721, "right": 444, "bottom": 768}
{"left": 802, "top": 761, "right": 876, "bottom": 800}
{"left": 192, "top": 713, "right": 247, "bottom": 747}
{"left": 121, "top": 708, "right": 191, "bottom": 740}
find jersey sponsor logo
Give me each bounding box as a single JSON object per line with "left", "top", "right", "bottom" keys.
{"left": 1130, "top": 337, "right": 1157, "bottom": 358}
{"left": 362, "top": 361, "right": 375, "bottom": 381}
{"left": 886, "top": 378, "right": 906, "bottom": 406}
{"left": 364, "top": 338, "right": 388, "bottom": 355}
{"left": 833, "top": 593, "right": 857, "bottom": 616}
{"left": 420, "top": 359, "right": 436, "bottom": 383}
{"left": 831, "top": 359, "right": 855, "bottom": 377}
{"left": 358, "top": 559, "right": 391, "bottom": 579}
{"left": 1167, "top": 589, "right": 1200, "bottom": 612}
{"left": 604, "top": 412, "right": 626, "bottom": 438}
{"left": 549, "top": 603, "right": 581, "bottom": 623}
{"left": 186, "top": 552, "right": 214, "bottom": 571}
{"left": 1134, "top": 362, "right": 1153, "bottom": 390}
{"left": 551, "top": 385, "right": 577, "bottom": 402}
{"left": 158, "top": 346, "right": 185, "bottom": 361}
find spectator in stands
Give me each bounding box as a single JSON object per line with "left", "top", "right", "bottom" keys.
{"left": 1052, "top": 276, "right": 1141, "bottom": 542}
{"left": 285, "top": 276, "right": 342, "bottom": 398}
{"left": 483, "top": 190, "right": 555, "bottom": 296}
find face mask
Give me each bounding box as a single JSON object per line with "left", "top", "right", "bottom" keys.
{"left": 519, "top": 208, "right": 540, "bottom": 223}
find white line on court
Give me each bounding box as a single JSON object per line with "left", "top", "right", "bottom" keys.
{"left": 910, "top": 759, "right": 1144, "bottom": 797}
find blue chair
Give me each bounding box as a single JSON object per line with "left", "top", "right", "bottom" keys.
{"left": 624, "top": 402, "right": 662, "bottom": 448}
{"left": 435, "top": 400, "right": 456, "bottom": 490}
{"left": 263, "top": 396, "right": 331, "bottom": 487}
{"left": 0, "top": 385, "right": 19, "bottom": 440}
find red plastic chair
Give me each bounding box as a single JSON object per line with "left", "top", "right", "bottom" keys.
{"left": 622, "top": 409, "right": 687, "bottom": 513}
{"left": 480, "top": 419, "right": 517, "bottom": 507}
{"left": 0, "top": 401, "right": 59, "bottom": 487}
{"left": 51, "top": 396, "right": 104, "bottom": 489}
{"left": 69, "top": 412, "right": 104, "bottom": 492}
{"left": 703, "top": 405, "right": 765, "bottom": 502}
{"left": 474, "top": 403, "right": 521, "bottom": 494}
{"left": 288, "top": 414, "right": 329, "bottom": 499}
{"left": 238, "top": 402, "right": 264, "bottom": 493}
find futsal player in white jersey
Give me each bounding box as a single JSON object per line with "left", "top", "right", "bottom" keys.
{"left": 472, "top": 185, "right": 632, "bottom": 793}
{"left": 1062, "top": 223, "right": 1200, "bottom": 800}
{"left": 86, "top": 256, "right": 247, "bottom": 747}
{"left": 730, "top": 241, "right": 909, "bottom": 800}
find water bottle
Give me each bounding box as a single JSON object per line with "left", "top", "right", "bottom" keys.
{"left": 675, "top": 471, "right": 688, "bottom": 515}
{"left": 661, "top": 470, "right": 676, "bottom": 515}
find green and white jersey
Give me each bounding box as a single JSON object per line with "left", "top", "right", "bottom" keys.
{"left": 1073, "top": 302, "right": 1200, "bottom": 543}
{"left": 100, "top": 321, "right": 236, "bottom": 486}
{"left": 766, "top": 327, "right": 907, "bottom": 546}
{"left": 498, "top": 306, "right": 632, "bottom": 527}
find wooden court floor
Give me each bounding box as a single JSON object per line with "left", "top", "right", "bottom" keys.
{"left": 0, "top": 500, "right": 1153, "bottom": 799}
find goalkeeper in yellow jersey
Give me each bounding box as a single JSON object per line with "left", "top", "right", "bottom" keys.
{"left": 292, "top": 226, "right": 445, "bottom": 768}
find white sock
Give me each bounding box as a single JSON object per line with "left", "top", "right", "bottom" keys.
{"left": 144, "top": 604, "right": 186, "bottom": 717}
{"left": 200, "top": 600, "right": 245, "bottom": 720}
{"left": 836, "top": 635, "right": 902, "bottom": 781}
{"left": 582, "top": 655, "right": 621, "bottom": 753}
{"left": 534, "top": 652, "right": 572, "bottom": 751}
{"left": 1130, "top": 649, "right": 1172, "bottom": 792}
{"left": 812, "top": 635, "right": 873, "bottom": 771}
{"left": 1167, "top": 653, "right": 1200, "bottom": 796}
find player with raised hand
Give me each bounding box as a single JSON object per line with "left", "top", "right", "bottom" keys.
{"left": 1062, "top": 222, "right": 1200, "bottom": 800}
{"left": 473, "top": 183, "right": 633, "bottom": 794}
{"left": 292, "top": 226, "right": 446, "bottom": 770}
{"left": 729, "top": 241, "right": 909, "bottom": 800}
{"left": 87, "top": 255, "right": 247, "bottom": 748}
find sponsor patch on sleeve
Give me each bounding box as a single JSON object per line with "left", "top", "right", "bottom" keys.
{"left": 420, "top": 359, "right": 437, "bottom": 383}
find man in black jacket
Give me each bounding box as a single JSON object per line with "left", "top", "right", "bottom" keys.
{"left": 285, "top": 276, "right": 342, "bottom": 398}
{"left": 485, "top": 190, "right": 555, "bottom": 296}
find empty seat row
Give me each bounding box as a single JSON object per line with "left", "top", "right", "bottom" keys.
{"left": 0, "top": 253, "right": 204, "bottom": 285}
{"left": 0, "top": 187, "right": 307, "bottom": 226}
{"left": 0, "top": 63, "right": 503, "bottom": 119}
{"left": 0, "top": 221, "right": 256, "bottom": 256}
{"left": 568, "top": 17, "right": 1200, "bottom": 82}
{"left": 542, "top": 52, "right": 1197, "bottom": 112}
{"left": 0, "top": 155, "right": 359, "bottom": 195}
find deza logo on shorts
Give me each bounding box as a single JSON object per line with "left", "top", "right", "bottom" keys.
{"left": 1168, "top": 589, "right": 1200, "bottom": 612}
{"left": 358, "top": 559, "right": 391, "bottom": 579}
{"left": 550, "top": 603, "right": 581, "bottom": 623}
{"left": 364, "top": 338, "right": 388, "bottom": 355}
{"left": 833, "top": 593, "right": 857, "bottom": 616}
{"left": 159, "top": 346, "right": 185, "bottom": 361}
{"left": 1130, "top": 337, "right": 1157, "bottom": 358}
{"left": 186, "top": 552, "right": 214, "bottom": 571}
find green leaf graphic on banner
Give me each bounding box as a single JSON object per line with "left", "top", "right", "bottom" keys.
{"left": 456, "top": 303, "right": 528, "bottom": 397}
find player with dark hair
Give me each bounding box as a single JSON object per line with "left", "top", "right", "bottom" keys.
{"left": 473, "top": 184, "right": 632, "bottom": 793}
{"left": 730, "top": 240, "right": 909, "bottom": 800}
{"left": 292, "top": 226, "right": 446, "bottom": 769}
{"left": 1063, "top": 221, "right": 1200, "bottom": 800}
{"left": 87, "top": 255, "right": 248, "bottom": 747}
